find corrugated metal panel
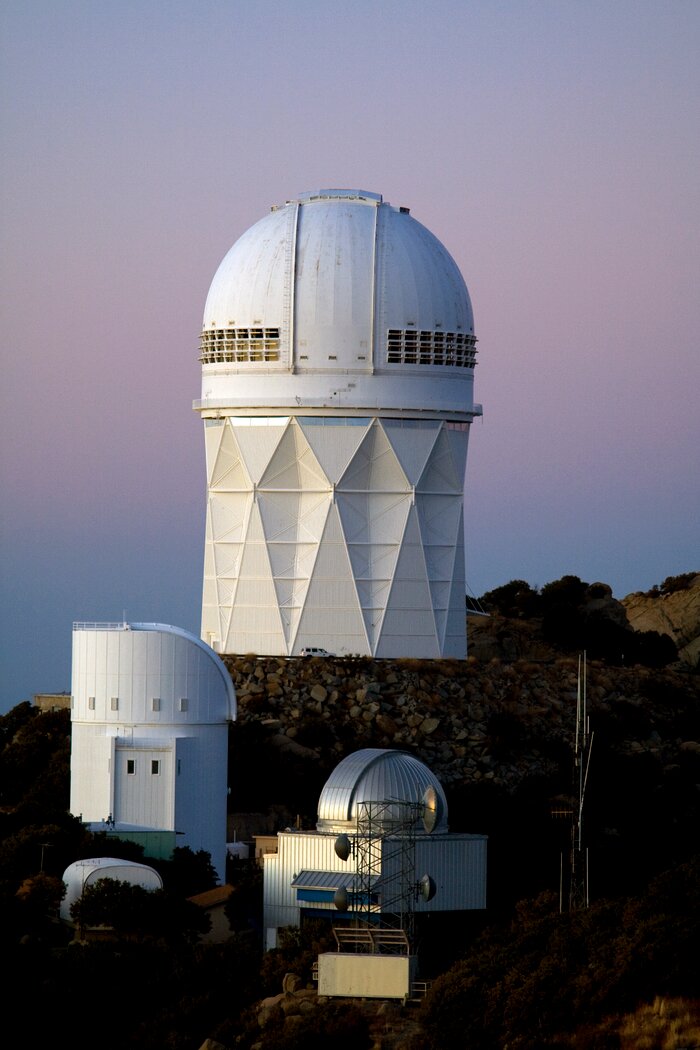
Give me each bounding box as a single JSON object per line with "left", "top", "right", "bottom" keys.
{"left": 291, "top": 870, "right": 374, "bottom": 891}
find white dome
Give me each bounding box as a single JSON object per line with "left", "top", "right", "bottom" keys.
{"left": 316, "top": 747, "right": 448, "bottom": 833}
{"left": 198, "top": 189, "right": 479, "bottom": 420}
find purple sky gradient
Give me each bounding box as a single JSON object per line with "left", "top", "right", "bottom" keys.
{"left": 1, "top": 1, "right": 698, "bottom": 711}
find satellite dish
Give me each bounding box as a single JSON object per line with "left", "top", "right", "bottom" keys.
{"left": 333, "top": 886, "right": 349, "bottom": 911}
{"left": 334, "top": 833, "right": 351, "bottom": 861}
{"left": 418, "top": 874, "right": 437, "bottom": 902}
{"left": 422, "top": 785, "right": 440, "bottom": 833}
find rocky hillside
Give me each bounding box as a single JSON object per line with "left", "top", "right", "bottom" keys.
{"left": 623, "top": 572, "right": 700, "bottom": 668}
{"left": 225, "top": 649, "right": 696, "bottom": 794}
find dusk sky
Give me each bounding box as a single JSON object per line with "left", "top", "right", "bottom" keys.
{"left": 1, "top": 1, "right": 698, "bottom": 712}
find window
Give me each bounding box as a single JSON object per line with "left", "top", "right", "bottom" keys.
{"left": 179, "top": 698, "right": 188, "bottom": 712}
{"left": 199, "top": 326, "right": 281, "bottom": 364}
{"left": 110, "top": 697, "right": 119, "bottom": 711}
{"left": 127, "top": 759, "right": 135, "bottom": 775}
{"left": 151, "top": 760, "right": 160, "bottom": 775}
{"left": 151, "top": 697, "right": 161, "bottom": 712}
{"left": 386, "top": 329, "right": 477, "bottom": 368}
{"left": 88, "top": 696, "right": 96, "bottom": 710}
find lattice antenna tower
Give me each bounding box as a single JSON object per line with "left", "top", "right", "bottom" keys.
{"left": 334, "top": 788, "right": 438, "bottom": 952}
{"left": 569, "top": 652, "right": 594, "bottom": 909}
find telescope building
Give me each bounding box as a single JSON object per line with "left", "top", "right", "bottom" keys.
{"left": 195, "top": 189, "right": 481, "bottom": 658}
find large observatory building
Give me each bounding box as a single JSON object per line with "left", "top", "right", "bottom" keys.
{"left": 195, "top": 189, "right": 481, "bottom": 659}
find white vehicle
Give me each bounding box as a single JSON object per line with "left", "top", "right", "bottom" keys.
{"left": 300, "top": 647, "right": 332, "bottom": 657}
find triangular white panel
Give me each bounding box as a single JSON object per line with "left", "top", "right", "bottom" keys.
{"left": 416, "top": 493, "right": 463, "bottom": 546}
{"left": 423, "top": 543, "right": 455, "bottom": 582}
{"left": 266, "top": 541, "right": 310, "bottom": 580}
{"left": 234, "top": 503, "right": 275, "bottom": 579}
{"left": 259, "top": 425, "right": 328, "bottom": 491}
{"left": 444, "top": 426, "right": 469, "bottom": 483}
{"left": 381, "top": 420, "right": 441, "bottom": 485}
{"left": 231, "top": 423, "right": 287, "bottom": 484}
{"left": 204, "top": 422, "right": 225, "bottom": 484}
{"left": 209, "top": 492, "right": 251, "bottom": 542}
{"left": 203, "top": 525, "right": 216, "bottom": 576}
{"left": 293, "top": 504, "right": 368, "bottom": 654}
{"left": 417, "top": 426, "right": 462, "bottom": 493}
{"left": 216, "top": 579, "right": 237, "bottom": 604}
{"left": 258, "top": 491, "right": 330, "bottom": 543}
{"left": 211, "top": 425, "right": 251, "bottom": 490}
{"left": 298, "top": 419, "right": 369, "bottom": 483}
{"left": 224, "top": 502, "right": 286, "bottom": 653}
{"left": 444, "top": 571, "right": 467, "bottom": 656}
{"left": 337, "top": 492, "right": 411, "bottom": 545}
{"left": 213, "top": 541, "right": 242, "bottom": 578}
{"left": 376, "top": 507, "right": 437, "bottom": 657}
{"left": 339, "top": 423, "right": 409, "bottom": 493}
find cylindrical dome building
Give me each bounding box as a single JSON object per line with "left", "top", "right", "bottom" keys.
{"left": 70, "top": 622, "right": 236, "bottom": 881}
{"left": 195, "top": 189, "right": 482, "bottom": 658}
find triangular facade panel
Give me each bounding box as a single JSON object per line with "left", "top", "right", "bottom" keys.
{"left": 444, "top": 425, "right": 469, "bottom": 483}
{"left": 298, "top": 419, "right": 369, "bottom": 483}
{"left": 231, "top": 423, "right": 287, "bottom": 484}
{"left": 209, "top": 493, "right": 251, "bottom": 543}
{"left": 417, "top": 427, "right": 462, "bottom": 494}
{"left": 339, "top": 423, "right": 409, "bottom": 493}
{"left": 293, "top": 504, "right": 368, "bottom": 653}
{"left": 213, "top": 541, "right": 242, "bottom": 578}
{"left": 381, "top": 420, "right": 441, "bottom": 485}
{"left": 416, "top": 493, "right": 463, "bottom": 546}
{"left": 204, "top": 422, "right": 225, "bottom": 485}
{"left": 211, "top": 425, "right": 251, "bottom": 489}
{"left": 259, "top": 424, "right": 327, "bottom": 491}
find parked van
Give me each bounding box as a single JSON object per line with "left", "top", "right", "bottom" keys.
{"left": 300, "top": 647, "right": 332, "bottom": 657}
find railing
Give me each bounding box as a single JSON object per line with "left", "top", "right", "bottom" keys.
{"left": 73, "top": 622, "right": 129, "bottom": 631}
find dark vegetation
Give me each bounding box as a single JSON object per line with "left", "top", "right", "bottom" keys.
{"left": 1, "top": 574, "right": 698, "bottom": 1048}
{"left": 479, "top": 575, "right": 678, "bottom": 666}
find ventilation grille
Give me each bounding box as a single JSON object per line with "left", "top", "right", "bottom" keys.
{"left": 387, "top": 329, "right": 477, "bottom": 368}
{"left": 200, "top": 327, "right": 281, "bottom": 363}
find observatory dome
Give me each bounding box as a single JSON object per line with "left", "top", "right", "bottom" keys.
{"left": 316, "top": 748, "right": 448, "bottom": 834}
{"left": 198, "top": 189, "right": 479, "bottom": 418}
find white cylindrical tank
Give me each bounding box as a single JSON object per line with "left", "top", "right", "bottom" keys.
{"left": 195, "top": 189, "right": 482, "bottom": 659}
{"left": 60, "top": 857, "right": 163, "bottom": 923}
{"left": 70, "top": 622, "right": 236, "bottom": 882}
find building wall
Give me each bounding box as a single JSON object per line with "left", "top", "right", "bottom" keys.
{"left": 262, "top": 829, "right": 487, "bottom": 948}
{"left": 201, "top": 416, "right": 469, "bottom": 658}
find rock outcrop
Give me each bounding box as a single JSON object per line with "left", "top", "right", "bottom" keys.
{"left": 623, "top": 573, "right": 700, "bottom": 668}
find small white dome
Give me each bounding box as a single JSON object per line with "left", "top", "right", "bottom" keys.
{"left": 316, "top": 747, "right": 448, "bottom": 833}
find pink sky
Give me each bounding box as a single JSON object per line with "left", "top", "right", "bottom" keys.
{"left": 1, "top": 1, "right": 698, "bottom": 710}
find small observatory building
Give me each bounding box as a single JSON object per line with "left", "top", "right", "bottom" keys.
{"left": 60, "top": 857, "right": 163, "bottom": 926}
{"left": 69, "top": 622, "right": 236, "bottom": 882}
{"left": 262, "top": 748, "right": 487, "bottom": 952}
{"left": 196, "top": 189, "right": 482, "bottom": 660}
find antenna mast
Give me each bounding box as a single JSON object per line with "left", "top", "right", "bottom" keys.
{"left": 568, "top": 652, "right": 594, "bottom": 909}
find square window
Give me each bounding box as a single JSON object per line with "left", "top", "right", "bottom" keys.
{"left": 151, "top": 760, "right": 160, "bottom": 775}
{"left": 111, "top": 697, "right": 119, "bottom": 711}
{"left": 152, "top": 697, "right": 161, "bottom": 712}
{"left": 88, "top": 696, "right": 95, "bottom": 710}
{"left": 127, "top": 759, "right": 135, "bottom": 775}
